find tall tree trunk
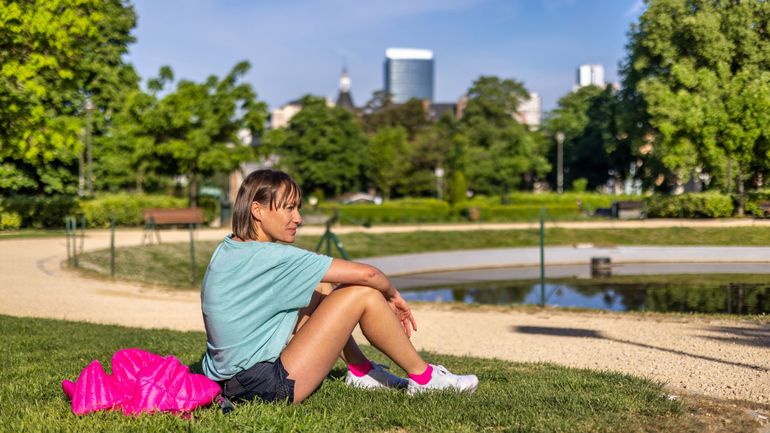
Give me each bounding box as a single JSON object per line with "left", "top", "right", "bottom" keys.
{"left": 737, "top": 161, "right": 745, "bottom": 217}
{"left": 135, "top": 163, "right": 144, "bottom": 194}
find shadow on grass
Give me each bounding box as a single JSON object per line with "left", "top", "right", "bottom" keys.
{"left": 513, "top": 325, "right": 769, "bottom": 372}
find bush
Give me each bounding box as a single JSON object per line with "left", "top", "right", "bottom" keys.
{"left": 0, "top": 195, "right": 80, "bottom": 229}
{"left": 0, "top": 211, "right": 22, "bottom": 230}
{"left": 643, "top": 193, "right": 734, "bottom": 218}
{"left": 197, "top": 195, "right": 220, "bottom": 224}
{"left": 454, "top": 203, "right": 583, "bottom": 222}
{"left": 744, "top": 190, "right": 770, "bottom": 217}
{"left": 319, "top": 198, "right": 452, "bottom": 224}
{"left": 81, "top": 194, "right": 188, "bottom": 227}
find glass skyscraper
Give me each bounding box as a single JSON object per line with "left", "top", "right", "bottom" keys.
{"left": 384, "top": 48, "right": 434, "bottom": 103}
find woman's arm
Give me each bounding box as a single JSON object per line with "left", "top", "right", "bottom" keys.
{"left": 322, "top": 258, "right": 416, "bottom": 336}
{"left": 322, "top": 259, "right": 396, "bottom": 297}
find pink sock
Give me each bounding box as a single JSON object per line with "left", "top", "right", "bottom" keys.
{"left": 347, "top": 360, "right": 372, "bottom": 377}
{"left": 408, "top": 364, "right": 433, "bottom": 385}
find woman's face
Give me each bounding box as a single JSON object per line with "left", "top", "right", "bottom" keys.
{"left": 252, "top": 188, "right": 302, "bottom": 243}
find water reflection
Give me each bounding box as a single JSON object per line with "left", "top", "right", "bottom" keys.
{"left": 398, "top": 273, "right": 770, "bottom": 314}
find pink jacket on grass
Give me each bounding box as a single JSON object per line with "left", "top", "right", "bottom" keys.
{"left": 61, "top": 348, "right": 221, "bottom": 415}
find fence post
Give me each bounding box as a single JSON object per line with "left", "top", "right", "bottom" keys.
{"left": 189, "top": 223, "right": 196, "bottom": 285}
{"left": 539, "top": 208, "right": 545, "bottom": 307}
{"left": 65, "top": 217, "right": 72, "bottom": 266}
{"left": 110, "top": 218, "right": 116, "bottom": 277}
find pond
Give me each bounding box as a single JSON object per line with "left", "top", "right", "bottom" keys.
{"left": 393, "top": 263, "right": 770, "bottom": 314}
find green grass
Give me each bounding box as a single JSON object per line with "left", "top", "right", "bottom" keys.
{"left": 4, "top": 313, "right": 745, "bottom": 433}
{"left": 78, "top": 226, "right": 770, "bottom": 289}
{"left": 0, "top": 229, "right": 66, "bottom": 239}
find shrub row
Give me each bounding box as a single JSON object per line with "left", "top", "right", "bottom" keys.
{"left": 318, "top": 199, "right": 451, "bottom": 224}
{"left": 81, "top": 194, "right": 189, "bottom": 227}
{"left": 643, "top": 193, "right": 734, "bottom": 218}
{"left": 0, "top": 195, "right": 80, "bottom": 229}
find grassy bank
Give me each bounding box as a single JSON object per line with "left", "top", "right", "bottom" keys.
{"left": 3, "top": 314, "right": 760, "bottom": 432}
{"left": 77, "top": 226, "right": 770, "bottom": 289}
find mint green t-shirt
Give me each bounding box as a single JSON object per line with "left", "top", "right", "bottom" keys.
{"left": 200, "top": 236, "right": 333, "bottom": 381}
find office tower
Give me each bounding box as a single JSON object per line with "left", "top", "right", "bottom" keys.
{"left": 384, "top": 48, "right": 434, "bottom": 103}
{"left": 576, "top": 64, "right": 605, "bottom": 87}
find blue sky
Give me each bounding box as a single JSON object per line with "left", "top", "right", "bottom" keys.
{"left": 126, "top": 0, "right": 645, "bottom": 112}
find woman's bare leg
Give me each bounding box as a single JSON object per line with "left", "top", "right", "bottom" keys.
{"left": 281, "top": 285, "right": 428, "bottom": 403}
{"left": 294, "top": 283, "right": 367, "bottom": 365}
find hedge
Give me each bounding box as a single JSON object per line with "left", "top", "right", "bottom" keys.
{"left": 0, "top": 195, "right": 80, "bottom": 229}
{"left": 80, "top": 194, "right": 188, "bottom": 227}
{"left": 318, "top": 199, "right": 451, "bottom": 224}
{"left": 643, "top": 193, "right": 734, "bottom": 218}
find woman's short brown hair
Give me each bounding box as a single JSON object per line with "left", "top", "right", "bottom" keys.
{"left": 231, "top": 169, "right": 302, "bottom": 240}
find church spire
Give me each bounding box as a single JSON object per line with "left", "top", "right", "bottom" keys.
{"left": 335, "top": 67, "right": 355, "bottom": 112}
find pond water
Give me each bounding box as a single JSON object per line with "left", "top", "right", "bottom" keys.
{"left": 393, "top": 263, "right": 770, "bottom": 314}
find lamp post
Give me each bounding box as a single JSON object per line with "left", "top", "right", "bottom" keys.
{"left": 556, "top": 131, "right": 565, "bottom": 193}
{"left": 434, "top": 167, "right": 445, "bottom": 200}
{"left": 85, "top": 97, "right": 94, "bottom": 196}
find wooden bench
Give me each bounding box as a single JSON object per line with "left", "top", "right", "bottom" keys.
{"left": 143, "top": 208, "right": 204, "bottom": 244}
{"left": 611, "top": 201, "right": 642, "bottom": 219}
{"left": 758, "top": 201, "right": 770, "bottom": 217}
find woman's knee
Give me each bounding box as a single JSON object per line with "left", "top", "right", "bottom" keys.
{"left": 330, "top": 284, "right": 381, "bottom": 305}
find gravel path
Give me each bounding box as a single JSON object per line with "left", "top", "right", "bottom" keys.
{"left": 1, "top": 223, "right": 769, "bottom": 404}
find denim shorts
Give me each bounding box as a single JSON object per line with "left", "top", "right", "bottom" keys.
{"left": 220, "top": 357, "right": 295, "bottom": 403}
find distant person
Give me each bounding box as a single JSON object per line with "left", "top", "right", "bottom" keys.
{"left": 201, "top": 169, "right": 478, "bottom": 404}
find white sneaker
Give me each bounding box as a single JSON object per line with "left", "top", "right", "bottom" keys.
{"left": 344, "top": 362, "right": 408, "bottom": 390}
{"left": 407, "top": 364, "right": 479, "bottom": 395}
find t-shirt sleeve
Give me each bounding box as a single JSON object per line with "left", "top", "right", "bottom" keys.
{"left": 270, "top": 245, "right": 333, "bottom": 311}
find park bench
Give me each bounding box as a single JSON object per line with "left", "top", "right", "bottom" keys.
{"left": 757, "top": 201, "right": 770, "bottom": 217}
{"left": 142, "top": 207, "right": 204, "bottom": 244}
{"left": 611, "top": 201, "right": 642, "bottom": 219}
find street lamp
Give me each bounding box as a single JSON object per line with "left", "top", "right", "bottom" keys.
{"left": 434, "top": 167, "right": 445, "bottom": 199}
{"left": 556, "top": 131, "right": 565, "bottom": 193}
{"left": 85, "top": 97, "right": 94, "bottom": 195}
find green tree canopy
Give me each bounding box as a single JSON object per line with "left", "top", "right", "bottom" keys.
{"left": 0, "top": 0, "right": 138, "bottom": 194}
{"left": 460, "top": 76, "right": 549, "bottom": 199}
{"left": 623, "top": 0, "right": 770, "bottom": 212}
{"left": 140, "top": 62, "right": 267, "bottom": 206}
{"left": 273, "top": 96, "right": 370, "bottom": 197}
{"left": 545, "top": 85, "right": 631, "bottom": 190}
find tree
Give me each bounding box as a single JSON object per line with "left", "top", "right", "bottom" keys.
{"left": 460, "top": 76, "right": 549, "bottom": 200}
{"left": 361, "top": 92, "right": 430, "bottom": 140}
{"left": 0, "top": 0, "right": 138, "bottom": 194}
{"left": 545, "top": 85, "right": 632, "bottom": 190}
{"left": 623, "top": 0, "right": 770, "bottom": 213}
{"left": 145, "top": 62, "right": 267, "bottom": 206}
{"left": 368, "top": 126, "right": 410, "bottom": 200}
{"left": 273, "top": 96, "right": 369, "bottom": 197}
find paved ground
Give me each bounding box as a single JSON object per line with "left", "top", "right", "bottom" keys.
{"left": 1, "top": 221, "right": 769, "bottom": 404}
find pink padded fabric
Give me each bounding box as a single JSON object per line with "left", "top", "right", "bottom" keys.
{"left": 61, "top": 348, "right": 221, "bottom": 416}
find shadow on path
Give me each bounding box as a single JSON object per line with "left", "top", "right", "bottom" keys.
{"left": 513, "top": 325, "right": 769, "bottom": 372}
{"left": 703, "top": 326, "right": 770, "bottom": 349}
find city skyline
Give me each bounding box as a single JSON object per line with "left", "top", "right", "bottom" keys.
{"left": 127, "top": 0, "right": 646, "bottom": 111}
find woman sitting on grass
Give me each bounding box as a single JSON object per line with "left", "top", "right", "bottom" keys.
{"left": 201, "top": 169, "right": 478, "bottom": 404}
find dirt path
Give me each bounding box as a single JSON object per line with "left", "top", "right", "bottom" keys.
{"left": 1, "top": 226, "right": 769, "bottom": 404}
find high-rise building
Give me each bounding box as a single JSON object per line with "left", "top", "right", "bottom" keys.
{"left": 576, "top": 64, "right": 605, "bottom": 88}
{"left": 384, "top": 48, "right": 434, "bottom": 103}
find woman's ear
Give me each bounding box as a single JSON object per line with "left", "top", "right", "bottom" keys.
{"left": 251, "top": 201, "right": 262, "bottom": 221}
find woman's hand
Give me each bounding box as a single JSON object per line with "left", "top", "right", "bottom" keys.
{"left": 387, "top": 290, "right": 417, "bottom": 338}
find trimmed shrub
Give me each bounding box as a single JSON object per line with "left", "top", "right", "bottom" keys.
{"left": 0, "top": 211, "right": 22, "bottom": 230}
{"left": 319, "top": 198, "right": 451, "bottom": 224}
{"left": 643, "top": 193, "right": 734, "bottom": 218}
{"left": 81, "top": 194, "right": 187, "bottom": 227}
{"left": 0, "top": 195, "right": 80, "bottom": 228}
{"left": 744, "top": 190, "right": 770, "bottom": 217}
{"left": 454, "top": 204, "right": 583, "bottom": 222}
{"left": 197, "top": 195, "right": 220, "bottom": 224}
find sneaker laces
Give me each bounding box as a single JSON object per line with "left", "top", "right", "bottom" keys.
{"left": 433, "top": 364, "right": 450, "bottom": 376}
